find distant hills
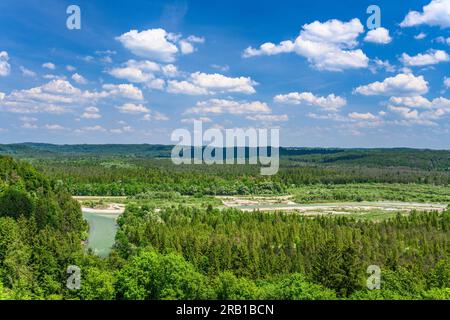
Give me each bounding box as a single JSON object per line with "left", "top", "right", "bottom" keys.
{"left": 1, "top": 143, "right": 449, "bottom": 171}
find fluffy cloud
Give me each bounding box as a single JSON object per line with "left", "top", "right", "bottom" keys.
{"left": 401, "top": 49, "right": 449, "bottom": 66}
{"left": 243, "top": 18, "right": 369, "bottom": 71}
{"left": 295, "top": 39, "right": 368, "bottom": 71}
{"left": 389, "top": 96, "right": 450, "bottom": 109}
{"left": 243, "top": 41, "right": 295, "bottom": 57}
{"left": 189, "top": 72, "right": 256, "bottom": 94}
{"left": 107, "top": 60, "right": 171, "bottom": 88}
{"left": 274, "top": 92, "right": 346, "bottom": 111}
{"left": 354, "top": 73, "right": 429, "bottom": 96}
{"left": 388, "top": 105, "right": 448, "bottom": 126}
{"left": 116, "top": 28, "right": 204, "bottom": 62}
{"left": 400, "top": 0, "right": 450, "bottom": 28}
{"left": 364, "top": 27, "right": 392, "bottom": 44}
{"left": 179, "top": 40, "right": 195, "bottom": 54}
{"left": 185, "top": 99, "right": 271, "bottom": 114}
{"left": 0, "top": 80, "right": 144, "bottom": 114}
{"left": 72, "top": 73, "right": 88, "bottom": 84}
{"left": 102, "top": 83, "right": 144, "bottom": 100}
{"left": 161, "top": 64, "right": 179, "bottom": 77}
{"left": 348, "top": 112, "right": 378, "bottom": 120}
{"left": 299, "top": 18, "right": 364, "bottom": 46}
{"left": 81, "top": 106, "right": 101, "bottom": 119}
{"left": 0, "top": 80, "right": 81, "bottom": 113}
{"left": 167, "top": 72, "right": 257, "bottom": 95}
{"left": 116, "top": 29, "right": 178, "bottom": 62}
{"left": 0, "top": 51, "right": 10, "bottom": 76}
{"left": 179, "top": 35, "right": 204, "bottom": 55}
{"left": 386, "top": 94, "right": 450, "bottom": 126}
{"left": 42, "top": 62, "right": 56, "bottom": 70}
{"left": 108, "top": 66, "right": 154, "bottom": 83}
{"left": 117, "top": 103, "right": 149, "bottom": 114}
{"left": 167, "top": 80, "right": 209, "bottom": 95}
{"left": 147, "top": 79, "right": 166, "bottom": 90}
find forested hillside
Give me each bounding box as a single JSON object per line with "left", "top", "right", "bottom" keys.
{"left": 1, "top": 144, "right": 448, "bottom": 196}
{"left": 0, "top": 156, "right": 87, "bottom": 299}
{"left": 113, "top": 205, "right": 450, "bottom": 300}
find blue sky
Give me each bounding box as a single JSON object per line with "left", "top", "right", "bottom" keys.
{"left": 0, "top": 0, "right": 449, "bottom": 148}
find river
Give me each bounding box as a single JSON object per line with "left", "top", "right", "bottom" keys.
{"left": 82, "top": 210, "right": 121, "bottom": 258}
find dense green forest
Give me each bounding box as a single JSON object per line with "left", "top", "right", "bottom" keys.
{"left": 0, "top": 144, "right": 449, "bottom": 300}
{"left": 0, "top": 156, "right": 87, "bottom": 299}
{"left": 1, "top": 143, "right": 448, "bottom": 196}
{"left": 113, "top": 205, "right": 450, "bottom": 300}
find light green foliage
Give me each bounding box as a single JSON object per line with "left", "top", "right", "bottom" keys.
{"left": 116, "top": 249, "right": 212, "bottom": 300}
{"left": 291, "top": 183, "right": 450, "bottom": 204}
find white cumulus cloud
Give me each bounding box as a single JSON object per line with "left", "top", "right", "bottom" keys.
{"left": 348, "top": 112, "right": 378, "bottom": 121}
{"left": 117, "top": 103, "right": 150, "bottom": 114}
{"left": 243, "top": 18, "right": 369, "bottom": 71}
{"left": 81, "top": 106, "right": 101, "bottom": 119}
{"left": 185, "top": 99, "right": 271, "bottom": 115}
{"left": 116, "top": 28, "right": 204, "bottom": 62}
{"left": 102, "top": 83, "right": 144, "bottom": 100}
{"left": 400, "top": 0, "right": 450, "bottom": 28}
{"left": 364, "top": 27, "right": 392, "bottom": 44}
{"left": 354, "top": 73, "right": 429, "bottom": 96}
{"left": 389, "top": 95, "right": 450, "bottom": 109}
{"left": 116, "top": 28, "right": 178, "bottom": 62}
{"left": 400, "top": 49, "right": 449, "bottom": 66}
{"left": 167, "top": 72, "right": 257, "bottom": 95}
{"left": 167, "top": 80, "right": 209, "bottom": 95}
{"left": 274, "top": 91, "right": 346, "bottom": 111}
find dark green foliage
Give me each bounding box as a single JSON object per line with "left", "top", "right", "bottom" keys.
{"left": 311, "top": 242, "right": 363, "bottom": 297}
{"left": 0, "top": 188, "right": 34, "bottom": 219}
{"left": 2, "top": 144, "right": 448, "bottom": 197}
{"left": 0, "top": 156, "right": 86, "bottom": 299}
{"left": 114, "top": 205, "right": 450, "bottom": 299}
